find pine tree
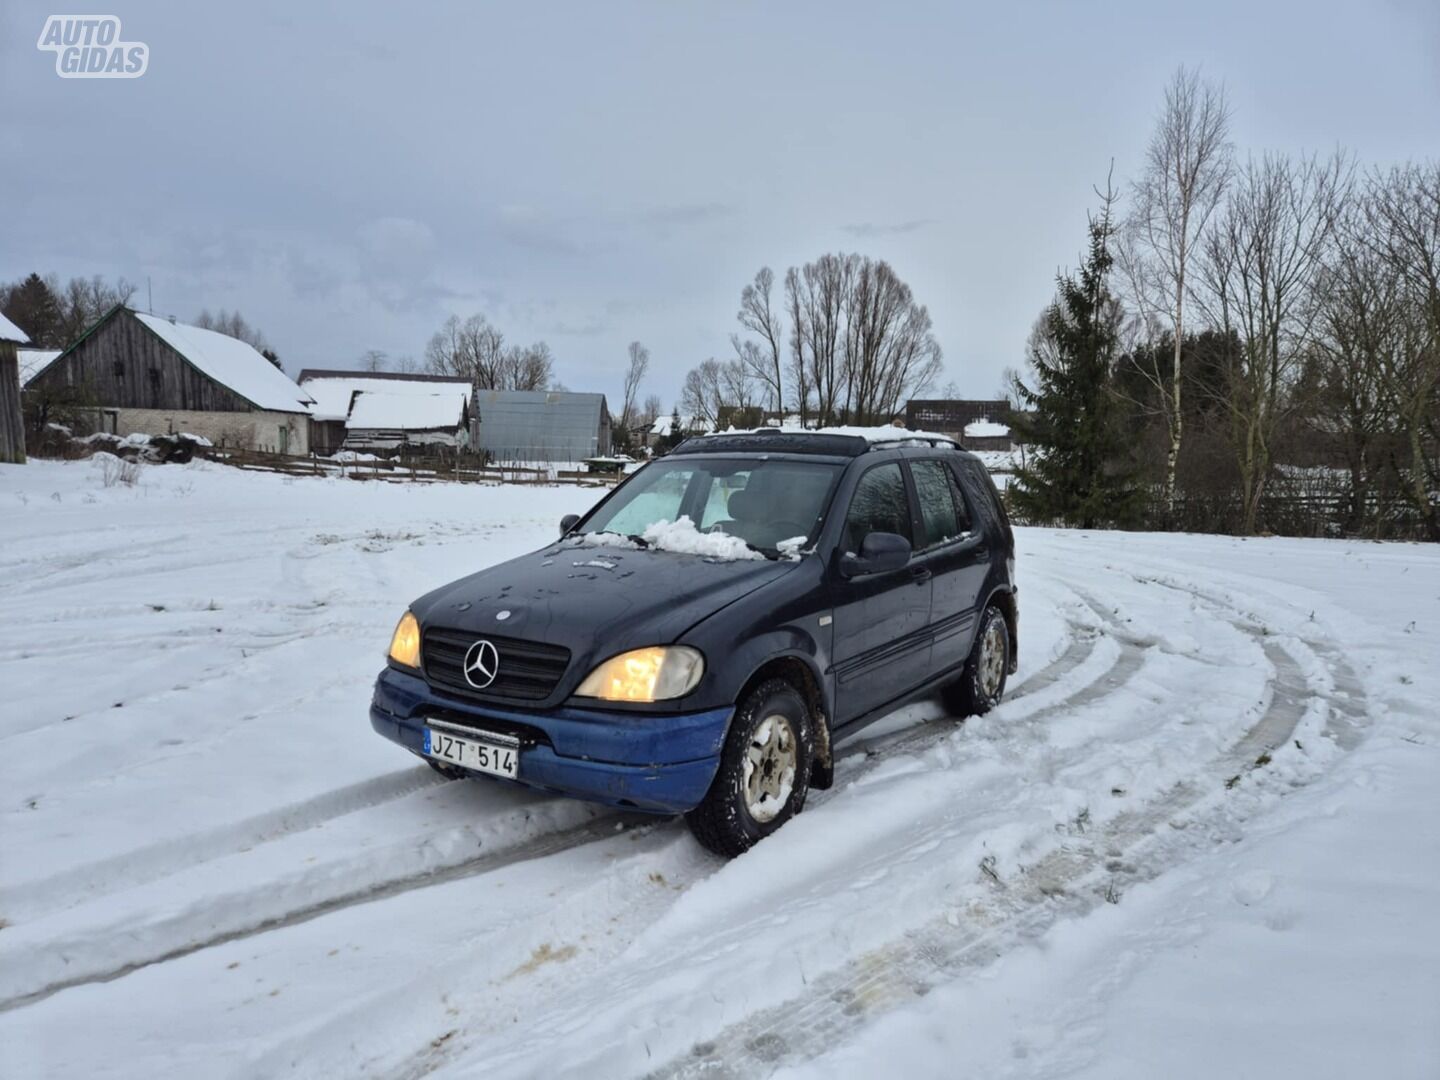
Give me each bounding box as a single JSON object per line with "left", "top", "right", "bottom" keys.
{"left": 2, "top": 273, "right": 64, "bottom": 347}
{"left": 1010, "top": 193, "right": 1142, "bottom": 530}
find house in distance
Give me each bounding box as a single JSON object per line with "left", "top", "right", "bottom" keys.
{"left": 905, "top": 398, "right": 1020, "bottom": 452}
{"left": 24, "top": 306, "right": 314, "bottom": 454}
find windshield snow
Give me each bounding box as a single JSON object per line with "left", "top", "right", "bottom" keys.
{"left": 576, "top": 457, "right": 841, "bottom": 558}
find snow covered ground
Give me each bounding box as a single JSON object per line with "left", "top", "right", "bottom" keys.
{"left": 1, "top": 457, "right": 1436, "bottom": 1079}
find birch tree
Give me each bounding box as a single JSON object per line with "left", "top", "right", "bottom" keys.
{"left": 1123, "top": 66, "right": 1232, "bottom": 519}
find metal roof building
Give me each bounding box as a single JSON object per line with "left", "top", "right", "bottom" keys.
{"left": 473, "top": 389, "right": 611, "bottom": 464}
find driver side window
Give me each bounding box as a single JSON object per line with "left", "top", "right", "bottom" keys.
{"left": 842, "top": 463, "right": 912, "bottom": 554}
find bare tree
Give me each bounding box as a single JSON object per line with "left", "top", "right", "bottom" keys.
{"left": 194, "top": 308, "right": 266, "bottom": 350}
{"left": 844, "top": 257, "right": 944, "bottom": 423}
{"left": 393, "top": 354, "right": 419, "bottom": 374}
{"left": 498, "top": 342, "right": 555, "bottom": 391}
{"left": 680, "top": 359, "right": 727, "bottom": 430}
{"left": 1362, "top": 162, "right": 1440, "bottom": 540}
{"left": 359, "top": 349, "right": 388, "bottom": 372}
{"left": 732, "top": 267, "right": 785, "bottom": 411}
{"left": 425, "top": 313, "right": 548, "bottom": 389}
{"left": 639, "top": 393, "right": 663, "bottom": 428}
{"left": 1196, "top": 151, "right": 1350, "bottom": 534}
{"left": 1310, "top": 198, "right": 1406, "bottom": 533}
{"left": 1121, "top": 66, "right": 1232, "bottom": 518}
{"left": 619, "top": 340, "right": 650, "bottom": 433}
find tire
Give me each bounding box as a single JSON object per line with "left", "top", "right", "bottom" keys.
{"left": 942, "top": 604, "right": 1009, "bottom": 718}
{"left": 686, "top": 678, "right": 814, "bottom": 858}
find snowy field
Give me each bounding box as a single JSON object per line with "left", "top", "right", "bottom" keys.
{"left": 1, "top": 457, "right": 1437, "bottom": 1079}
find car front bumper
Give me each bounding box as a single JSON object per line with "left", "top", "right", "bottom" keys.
{"left": 370, "top": 666, "right": 731, "bottom": 814}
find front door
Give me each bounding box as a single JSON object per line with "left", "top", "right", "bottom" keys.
{"left": 829, "top": 461, "right": 933, "bottom": 727}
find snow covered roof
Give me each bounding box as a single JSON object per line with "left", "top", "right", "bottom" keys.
{"left": 135, "top": 312, "right": 313, "bottom": 413}
{"left": 300, "top": 373, "right": 469, "bottom": 422}
{"left": 0, "top": 312, "right": 30, "bottom": 343}
{"left": 17, "top": 348, "right": 61, "bottom": 386}
{"left": 964, "top": 419, "right": 1010, "bottom": 438}
{"left": 345, "top": 390, "right": 468, "bottom": 431}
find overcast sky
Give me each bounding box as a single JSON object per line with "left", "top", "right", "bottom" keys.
{"left": 3, "top": 1, "right": 1437, "bottom": 408}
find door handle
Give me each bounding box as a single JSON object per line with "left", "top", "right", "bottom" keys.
{"left": 910, "top": 566, "right": 932, "bottom": 584}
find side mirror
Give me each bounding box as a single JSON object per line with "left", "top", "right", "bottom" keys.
{"left": 559, "top": 514, "right": 580, "bottom": 537}
{"left": 838, "top": 531, "right": 911, "bottom": 577}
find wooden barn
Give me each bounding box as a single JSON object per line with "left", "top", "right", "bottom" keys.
{"left": 0, "top": 311, "right": 28, "bottom": 464}
{"left": 24, "top": 306, "right": 314, "bottom": 454}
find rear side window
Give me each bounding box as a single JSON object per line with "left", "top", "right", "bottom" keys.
{"left": 954, "top": 461, "right": 1011, "bottom": 540}
{"left": 911, "top": 459, "right": 963, "bottom": 548}
{"left": 842, "top": 463, "right": 912, "bottom": 553}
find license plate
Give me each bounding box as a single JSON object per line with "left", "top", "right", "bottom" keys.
{"left": 423, "top": 725, "right": 519, "bottom": 779}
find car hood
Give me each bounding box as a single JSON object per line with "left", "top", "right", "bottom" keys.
{"left": 410, "top": 540, "right": 798, "bottom": 661}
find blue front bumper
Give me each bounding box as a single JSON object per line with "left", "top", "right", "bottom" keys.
{"left": 370, "top": 666, "right": 731, "bottom": 814}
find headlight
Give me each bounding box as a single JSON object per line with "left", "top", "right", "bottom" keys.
{"left": 575, "top": 646, "right": 704, "bottom": 702}
{"left": 388, "top": 611, "right": 421, "bottom": 668}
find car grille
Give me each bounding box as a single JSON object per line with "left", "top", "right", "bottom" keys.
{"left": 421, "top": 627, "right": 571, "bottom": 703}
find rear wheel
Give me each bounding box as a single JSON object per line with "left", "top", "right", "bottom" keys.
{"left": 942, "top": 604, "right": 1009, "bottom": 718}
{"left": 687, "top": 678, "right": 814, "bottom": 857}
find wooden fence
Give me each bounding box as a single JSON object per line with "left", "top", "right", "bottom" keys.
{"left": 202, "top": 448, "right": 624, "bottom": 488}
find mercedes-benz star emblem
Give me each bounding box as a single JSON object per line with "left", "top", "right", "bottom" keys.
{"left": 462, "top": 639, "right": 500, "bottom": 689}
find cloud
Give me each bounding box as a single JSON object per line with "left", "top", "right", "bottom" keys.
{"left": 842, "top": 218, "right": 934, "bottom": 238}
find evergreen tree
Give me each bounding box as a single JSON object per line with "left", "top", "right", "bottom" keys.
{"left": 1010, "top": 194, "right": 1142, "bottom": 529}
{"left": 2, "top": 273, "right": 64, "bottom": 347}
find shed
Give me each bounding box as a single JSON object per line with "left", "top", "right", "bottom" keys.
{"left": 0, "top": 312, "right": 29, "bottom": 464}
{"left": 473, "top": 389, "right": 611, "bottom": 464}
{"left": 342, "top": 390, "right": 471, "bottom": 452}
{"left": 24, "top": 307, "right": 314, "bottom": 454}
{"left": 296, "top": 369, "right": 471, "bottom": 455}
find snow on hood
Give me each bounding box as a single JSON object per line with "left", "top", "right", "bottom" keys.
{"left": 641, "top": 515, "right": 765, "bottom": 560}
{"left": 570, "top": 517, "right": 766, "bottom": 561}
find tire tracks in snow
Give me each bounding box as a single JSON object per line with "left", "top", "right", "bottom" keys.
{"left": 0, "top": 767, "right": 450, "bottom": 924}
{"left": 0, "top": 810, "right": 656, "bottom": 1014}
{"left": 646, "top": 579, "right": 1368, "bottom": 1080}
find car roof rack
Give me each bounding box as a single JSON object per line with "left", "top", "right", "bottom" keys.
{"left": 671, "top": 429, "right": 962, "bottom": 458}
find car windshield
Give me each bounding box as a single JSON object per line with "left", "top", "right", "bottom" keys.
{"left": 578, "top": 456, "right": 843, "bottom": 557}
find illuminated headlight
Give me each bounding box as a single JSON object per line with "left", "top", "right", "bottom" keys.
{"left": 575, "top": 646, "right": 704, "bottom": 702}
{"left": 388, "top": 611, "right": 422, "bottom": 669}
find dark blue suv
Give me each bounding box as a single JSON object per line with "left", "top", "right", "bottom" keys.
{"left": 371, "top": 430, "right": 1017, "bottom": 856}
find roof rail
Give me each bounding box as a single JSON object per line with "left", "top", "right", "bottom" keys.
{"left": 864, "top": 433, "right": 960, "bottom": 450}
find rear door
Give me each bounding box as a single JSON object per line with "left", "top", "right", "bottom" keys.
{"left": 909, "top": 457, "right": 991, "bottom": 677}
{"left": 829, "top": 460, "right": 933, "bottom": 726}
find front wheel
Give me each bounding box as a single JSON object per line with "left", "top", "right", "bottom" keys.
{"left": 686, "top": 678, "right": 814, "bottom": 857}
{"left": 942, "top": 604, "right": 1009, "bottom": 718}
